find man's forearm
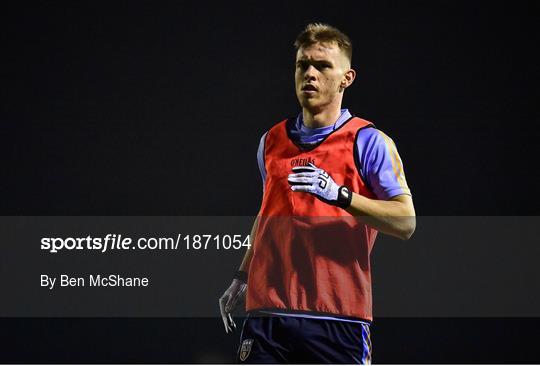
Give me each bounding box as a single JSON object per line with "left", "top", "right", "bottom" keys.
{"left": 345, "top": 193, "right": 416, "bottom": 240}
{"left": 238, "top": 216, "right": 259, "bottom": 273}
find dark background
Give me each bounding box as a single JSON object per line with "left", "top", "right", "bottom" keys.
{"left": 1, "top": 0, "right": 539, "bottom": 363}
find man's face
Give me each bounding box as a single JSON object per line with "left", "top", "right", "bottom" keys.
{"left": 295, "top": 42, "right": 352, "bottom": 112}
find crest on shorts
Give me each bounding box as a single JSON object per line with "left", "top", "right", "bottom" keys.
{"left": 239, "top": 338, "right": 254, "bottom": 361}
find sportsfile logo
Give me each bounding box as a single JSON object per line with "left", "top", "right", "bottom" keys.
{"left": 290, "top": 157, "right": 315, "bottom": 166}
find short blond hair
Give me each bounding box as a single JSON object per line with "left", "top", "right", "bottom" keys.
{"left": 294, "top": 23, "right": 353, "bottom": 62}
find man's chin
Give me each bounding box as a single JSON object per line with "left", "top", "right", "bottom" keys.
{"left": 298, "top": 97, "right": 320, "bottom": 110}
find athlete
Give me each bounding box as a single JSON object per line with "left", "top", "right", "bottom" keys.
{"left": 219, "top": 23, "right": 416, "bottom": 364}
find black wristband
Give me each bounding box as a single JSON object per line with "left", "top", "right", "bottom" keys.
{"left": 233, "top": 270, "right": 248, "bottom": 283}
{"left": 336, "top": 186, "right": 353, "bottom": 209}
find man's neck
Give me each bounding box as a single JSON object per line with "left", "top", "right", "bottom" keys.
{"left": 302, "top": 106, "right": 342, "bottom": 129}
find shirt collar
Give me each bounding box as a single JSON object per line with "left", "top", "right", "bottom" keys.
{"left": 297, "top": 108, "right": 352, "bottom": 133}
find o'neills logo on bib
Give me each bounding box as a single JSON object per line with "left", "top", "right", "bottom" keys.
{"left": 239, "top": 339, "right": 254, "bottom": 361}
{"left": 290, "top": 157, "right": 315, "bottom": 167}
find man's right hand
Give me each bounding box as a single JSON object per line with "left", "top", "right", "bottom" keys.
{"left": 218, "top": 279, "right": 247, "bottom": 333}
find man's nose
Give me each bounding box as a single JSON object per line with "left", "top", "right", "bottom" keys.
{"left": 304, "top": 65, "right": 317, "bottom": 80}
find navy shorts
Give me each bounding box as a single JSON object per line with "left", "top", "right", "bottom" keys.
{"left": 236, "top": 312, "right": 372, "bottom": 364}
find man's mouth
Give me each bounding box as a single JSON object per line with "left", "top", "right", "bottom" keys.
{"left": 302, "top": 84, "right": 317, "bottom": 91}
{"left": 302, "top": 85, "right": 318, "bottom": 94}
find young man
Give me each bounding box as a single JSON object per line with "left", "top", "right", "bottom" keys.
{"left": 219, "top": 23, "right": 416, "bottom": 364}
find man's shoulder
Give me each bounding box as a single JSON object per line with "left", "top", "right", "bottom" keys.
{"left": 349, "top": 116, "right": 395, "bottom": 142}
{"left": 270, "top": 117, "right": 292, "bottom": 129}
{"left": 263, "top": 117, "right": 293, "bottom": 138}
{"left": 354, "top": 126, "right": 404, "bottom": 165}
{"left": 257, "top": 117, "right": 289, "bottom": 145}
{"left": 356, "top": 124, "right": 380, "bottom": 139}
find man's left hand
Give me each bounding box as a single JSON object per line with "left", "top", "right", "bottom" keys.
{"left": 288, "top": 163, "right": 352, "bottom": 209}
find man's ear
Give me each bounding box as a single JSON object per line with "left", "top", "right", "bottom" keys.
{"left": 341, "top": 68, "right": 356, "bottom": 90}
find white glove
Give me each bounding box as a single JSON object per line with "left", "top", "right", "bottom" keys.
{"left": 288, "top": 163, "right": 352, "bottom": 208}
{"left": 218, "top": 279, "right": 247, "bottom": 333}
